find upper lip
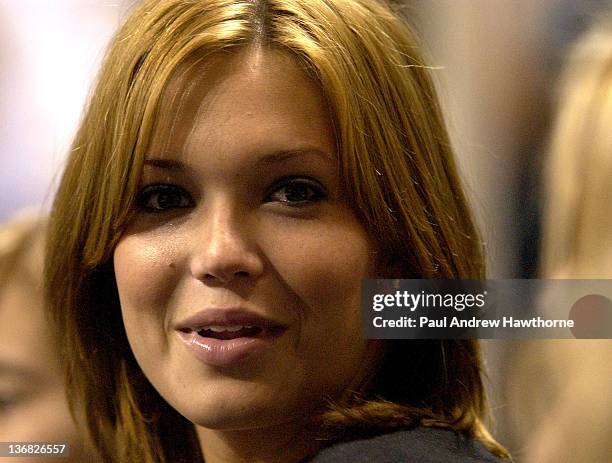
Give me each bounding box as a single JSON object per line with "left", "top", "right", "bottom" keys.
{"left": 175, "top": 308, "right": 287, "bottom": 332}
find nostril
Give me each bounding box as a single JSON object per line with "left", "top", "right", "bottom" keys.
{"left": 202, "top": 269, "right": 249, "bottom": 283}
{"left": 193, "top": 252, "right": 262, "bottom": 283}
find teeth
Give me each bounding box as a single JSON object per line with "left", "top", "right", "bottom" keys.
{"left": 201, "top": 325, "right": 253, "bottom": 333}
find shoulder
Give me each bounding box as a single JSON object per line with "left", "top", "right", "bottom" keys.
{"left": 308, "top": 427, "right": 505, "bottom": 463}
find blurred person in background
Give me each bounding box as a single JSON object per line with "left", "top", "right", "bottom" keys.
{"left": 506, "top": 16, "right": 612, "bottom": 463}
{"left": 0, "top": 213, "right": 101, "bottom": 462}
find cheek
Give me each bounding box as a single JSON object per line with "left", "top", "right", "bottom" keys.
{"left": 297, "top": 233, "right": 369, "bottom": 303}
{"left": 263, "top": 218, "right": 374, "bottom": 324}
{"left": 113, "top": 235, "right": 178, "bottom": 306}
{"left": 265, "top": 220, "right": 375, "bottom": 397}
{"left": 113, "top": 234, "right": 180, "bottom": 347}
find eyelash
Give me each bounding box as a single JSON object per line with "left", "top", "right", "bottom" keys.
{"left": 265, "top": 177, "right": 327, "bottom": 206}
{"left": 136, "top": 184, "right": 194, "bottom": 213}
{"left": 136, "top": 177, "right": 327, "bottom": 213}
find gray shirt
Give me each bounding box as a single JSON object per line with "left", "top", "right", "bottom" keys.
{"left": 309, "top": 427, "right": 504, "bottom": 462}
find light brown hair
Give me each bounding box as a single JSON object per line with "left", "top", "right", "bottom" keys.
{"left": 45, "top": 0, "right": 507, "bottom": 461}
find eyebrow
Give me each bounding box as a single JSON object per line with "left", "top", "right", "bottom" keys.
{"left": 143, "top": 148, "right": 332, "bottom": 171}
{"left": 143, "top": 158, "right": 186, "bottom": 171}
{"left": 254, "top": 149, "right": 332, "bottom": 166}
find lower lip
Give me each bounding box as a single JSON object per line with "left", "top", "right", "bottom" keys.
{"left": 177, "top": 330, "right": 282, "bottom": 367}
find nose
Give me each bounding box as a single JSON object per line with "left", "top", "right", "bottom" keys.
{"left": 189, "top": 205, "right": 264, "bottom": 285}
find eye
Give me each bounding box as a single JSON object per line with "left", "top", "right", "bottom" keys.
{"left": 0, "top": 393, "right": 21, "bottom": 415}
{"left": 266, "top": 177, "right": 327, "bottom": 205}
{"left": 136, "top": 184, "right": 194, "bottom": 212}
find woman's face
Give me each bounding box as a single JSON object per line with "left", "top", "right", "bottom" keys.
{"left": 114, "top": 47, "right": 382, "bottom": 431}
{"left": 0, "top": 271, "right": 100, "bottom": 462}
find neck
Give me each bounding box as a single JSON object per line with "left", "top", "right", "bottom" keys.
{"left": 196, "top": 420, "right": 324, "bottom": 463}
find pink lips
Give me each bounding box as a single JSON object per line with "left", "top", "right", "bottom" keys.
{"left": 175, "top": 309, "right": 287, "bottom": 367}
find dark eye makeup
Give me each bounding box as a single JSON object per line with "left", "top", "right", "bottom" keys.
{"left": 136, "top": 176, "right": 327, "bottom": 213}
{"left": 136, "top": 184, "right": 194, "bottom": 213}
{"left": 264, "top": 176, "right": 327, "bottom": 206}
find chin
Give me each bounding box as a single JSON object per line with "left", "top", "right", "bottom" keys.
{"left": 182, "top": 400, "right": 297, "bottom": 431}
{"left": 181, "top": 384, "right": 324, "bottom": 433}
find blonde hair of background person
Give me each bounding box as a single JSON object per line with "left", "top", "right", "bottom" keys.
{"left": 45, "top": 1, "right": 508, "bottom": 462}
{"left": 541, "top": 17, "right": 612, "bottom": 278}
{"left": 507, "top": 18, "right": 612, "bottom": 463}
{"left": 0, "top": 214, "right": 101, "bottom": 462}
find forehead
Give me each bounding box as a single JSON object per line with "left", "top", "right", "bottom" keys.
{"left": 147, "top": 46, "right": 336, "bottom": 162}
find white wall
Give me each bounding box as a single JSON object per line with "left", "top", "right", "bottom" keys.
{"left": 0, "top": 1, "right": 130, "bottom": 219}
